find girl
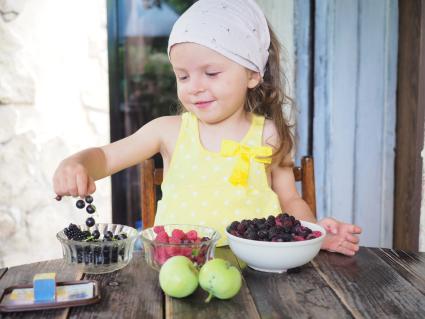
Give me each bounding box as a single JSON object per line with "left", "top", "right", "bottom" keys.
{"left": 53, "top": 0, "right": 361, "bottom": 255}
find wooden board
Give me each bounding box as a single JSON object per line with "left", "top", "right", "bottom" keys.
{"left": 372, "top": 248, "right": 425, "bottom": 295}
{"left": 69, "top": 253, "right": 162, "bottom": 319}
{"left": 242, "top": 260, "right": 353, "bottom": 318}
{"left": 313, "top": 247, "right": 425, "bottom": 318}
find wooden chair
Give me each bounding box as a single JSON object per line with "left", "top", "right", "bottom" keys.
{"left": 140, "top": 156, "right": 317, "bottom": 229}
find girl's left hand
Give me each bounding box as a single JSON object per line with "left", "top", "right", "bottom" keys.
{"left": 318, "top": 217, "right": 362, "bottom": 256}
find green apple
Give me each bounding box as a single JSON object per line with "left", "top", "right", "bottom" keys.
{"left": 159, "top": 256, "right": 199, "bottom": 298}
{"left": 199, "top": 258, "right": 242, "bottom": 302}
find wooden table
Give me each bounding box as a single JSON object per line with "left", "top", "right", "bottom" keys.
{"left": 1, "top": 247, "right": 425, "bottom": 318}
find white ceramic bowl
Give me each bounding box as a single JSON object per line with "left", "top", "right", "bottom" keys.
{"left": 226, "top": 221, "right": 326, "bottom": 273}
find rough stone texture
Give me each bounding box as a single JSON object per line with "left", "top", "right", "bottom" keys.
{"left": 0, "top": 0, "right": 111, "bottom": 267}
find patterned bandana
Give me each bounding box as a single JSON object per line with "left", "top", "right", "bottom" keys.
{"left": 167, "top": 0, "right": 270, "bottom": 77}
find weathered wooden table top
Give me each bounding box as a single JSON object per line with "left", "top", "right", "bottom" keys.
{"left": 1, "top": 247, "right": 425, "bottom": 318}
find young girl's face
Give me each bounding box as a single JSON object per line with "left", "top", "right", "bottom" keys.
{"left": 169, "top": 43, "right": 260, "bottom": 124}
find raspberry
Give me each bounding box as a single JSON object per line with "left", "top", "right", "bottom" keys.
{"left": 169, "top": 237, "right": 181, "bottom": 244}
{"left": 154, "top": 247, "right": 168, "bottom": 265}
{"left": 186, "top": 230, "right": 198, "bottom": 241}
{"left": 155, "top": 231, "right": 169, "bottom": 243}
{"left": 293, "top": 235, "right": 305, "bottom": 241}
{"left": 171, "top": 229, "right": 186, "bottom": 240}
{"left": 153, "top": 225, "right": 165, "bottom": 234}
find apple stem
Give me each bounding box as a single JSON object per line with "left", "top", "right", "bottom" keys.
{"left": 205, "top": 292, "right": 213, "bottom": 303}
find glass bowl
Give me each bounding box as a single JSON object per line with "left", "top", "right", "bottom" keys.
{"left": 226, "top": 220, "right": 326, "bottom": 273}
{"left": 140, "top": 224, "right": 220, "bottom": 271}
{"left": 57, "top": 223, "right": 139, "bottom": 274}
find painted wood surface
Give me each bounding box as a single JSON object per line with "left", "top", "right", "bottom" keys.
{"left": 295, "top": 0, "right": 398, "bottom": 247}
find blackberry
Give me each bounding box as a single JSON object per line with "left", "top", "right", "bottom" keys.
{"left": 64, "top": 223, "right": 86, "bottom": 241}
{"left": 76, "top": 245, "right": 83, "bottom": 263}
{"left": 86, "top": 217, "right": 95, "bottom": 227}
{"left": 76, "top": 200, "right": 85, "bottom": 209}
{"left": 86, "top": 204, "right": 96, "bottom": 214}
{"left": 84, "top": 246, "right": 93, "bottom": 264}
{"left": 102, "top": 246, "right": 111, "bottom": 264}
{"left": 236, "top": 223, "right": 247, "bottom": 234}
{"left": 229, "top": 221, "right": 240, "bottom": 231}
{"left": 119, "top": 245, "right": 125, "bottom": 260}
{"left": 267, "top": 215, "right": 275, "bottom": 223}
{"left": 85, "top": 195, "right": 94, "bottom": 203}
{"left": 257, "top": 230, "right": 268, "bottom": 240}
{"left": 111, "top": 245, "right": 119, "bottom": 263}
{"left": 93, "top": 246, "right": 103, "bottom": 264}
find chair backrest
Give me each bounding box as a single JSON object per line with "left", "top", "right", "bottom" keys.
{"left": 140, "top": 156, "right": 316, "bottom": 229}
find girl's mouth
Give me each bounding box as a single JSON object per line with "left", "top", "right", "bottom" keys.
{"left": 195, "top": 100, "right": 214, "bottom": 109}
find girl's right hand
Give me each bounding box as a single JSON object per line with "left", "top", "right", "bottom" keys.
{"left": 53, "top": 160, "right": 96, "bottom": 197}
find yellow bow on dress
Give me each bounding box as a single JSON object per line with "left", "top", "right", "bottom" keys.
{"left": 220, "top": 140, "right": 273, "bottom": 187}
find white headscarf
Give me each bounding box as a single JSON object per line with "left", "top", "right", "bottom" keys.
{"left": 167, "top": 0, "right": 270, "bottom": 77}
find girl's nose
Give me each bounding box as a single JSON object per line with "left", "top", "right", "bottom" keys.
{"left": 188, "top": 77, "right": 206, "bottom": 94}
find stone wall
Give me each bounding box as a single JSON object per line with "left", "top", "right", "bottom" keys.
{"left": 0, "top": 0, "right": 111, "bottom": 267}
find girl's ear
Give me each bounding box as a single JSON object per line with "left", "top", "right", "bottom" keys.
{"left": 247, "top": 72, "right": 261, "bottom": 89}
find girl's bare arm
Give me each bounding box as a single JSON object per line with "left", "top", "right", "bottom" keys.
{"left": 53, "top": 116, "right": 179, "bottom": 196}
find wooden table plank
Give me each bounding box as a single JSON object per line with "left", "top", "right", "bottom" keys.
{"left": 0, "top": 259, "right": 82, "bottom": 319}
{"left": 372, "top": 249, "right": 425, "bottom": 295}
{"left": 239, "top": 255, "right": 354, "bottom": 319}
{"left": 69, "top": 252, "right": 162, "bottom": 319}
{"left": 165, "top": 247, "right": 261, "bottom": 319}
{"left": 312, "top": 247, "right": 425, "bottom": 319}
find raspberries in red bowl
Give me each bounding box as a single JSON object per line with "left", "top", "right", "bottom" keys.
{"left": 140, "top": 224, "right": 220, "bottom": 271}
{"left": 225, "top": 214, "right": 326, "bottom": 273}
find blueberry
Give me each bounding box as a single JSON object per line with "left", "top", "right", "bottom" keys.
{"left": 85, "top": 195, "right": 93, "bottom": 203}
{"left": 92, "top": 229, "right": 100, "bottom": 239}
{"left": 86, "top": 204, "right": 96, "bottom": 214}
{"left": 76, "top": 199, "right": 85, "bottom": 209}
{"left": 118, "top": 233, "right": 128, "bottom": 240}
{"left": 104, "top": 230, "right": 114, "bottom": 240}
{"left": 55, "top": 195, "right": 62, "bottom": 201}
{"left": 86, "top": 217, "right": 95, "bottom": 227}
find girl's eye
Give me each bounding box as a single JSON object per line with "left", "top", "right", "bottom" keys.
{"left": 206, "top": 72, "right": 220, "bottom": 77}
{"left": 177, "top": 75, "right": 188, "bottom": 81}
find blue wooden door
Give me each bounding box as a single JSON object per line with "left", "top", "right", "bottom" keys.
{"left": 295, "top": 0, "right": 398, "bottom": 247}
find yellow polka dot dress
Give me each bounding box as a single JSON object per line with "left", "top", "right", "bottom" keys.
{"left": 154, "top": 112, "right": 282, "bottom": 246}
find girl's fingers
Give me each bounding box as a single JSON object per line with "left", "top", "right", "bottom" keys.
{"left": 66, "top": 175, "right": 78, "bottom": 197}
{"left": 337, "top": 246, "right": 356, "bottom": 256}
{"left": 345, "top": 233, "right": 360, "bottom": 244}
{"left": 341, "top": 241, "right": 359, "bottom": 253}
{"left": 87, "top": 176, "right": 96, "bottom": 194}
{"left": 345, "top": 224, "right": 362, "bottom": 234}
{"left": 76, "top": 173, "right": 88, "bottom": 197}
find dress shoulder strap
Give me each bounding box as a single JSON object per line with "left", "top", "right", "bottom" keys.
{"left": 243, "top": 113, "right": 266, "bottom": 147}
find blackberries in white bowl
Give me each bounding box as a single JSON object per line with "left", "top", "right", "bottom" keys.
{"left": 226, "top": 214, "right": 326, "bottom": 273}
